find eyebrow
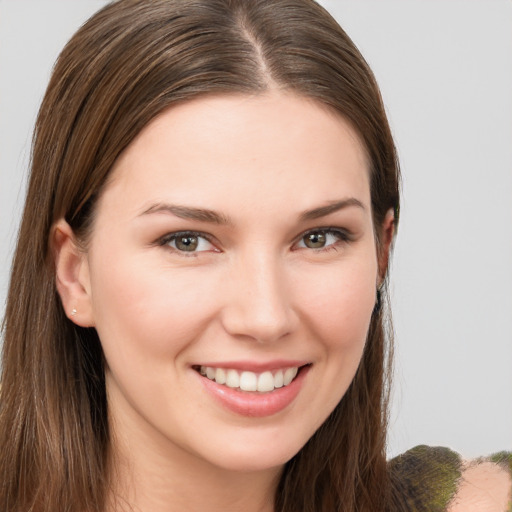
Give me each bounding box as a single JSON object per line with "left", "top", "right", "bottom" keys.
{"left": 139, "top": 197, "right": 364, "bottom": 225}
{"left": 299, "top": 198, "right": 365, "bottom": 221}
{"left": 139, "top": 203, "right": 232, "bottom": 225}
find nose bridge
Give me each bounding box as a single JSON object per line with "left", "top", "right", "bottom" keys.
{"left": 221, "top": 248, "right": 295, "bottom": 343}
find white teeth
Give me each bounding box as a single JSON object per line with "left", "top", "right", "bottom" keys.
{"left": 199, "top": 366, "right": 300, "bottom": 392}
{"left": 274, "top": 370, "right": 284, "bottom": 388}
{"left": 283, "top": 367, "right": 298, "bottom": 386}
{"left": 225, "top": 369, "right": 240, "bottom": 388}
{"left": 239, "top": 371, "right": 257, "bottom": 391}
{"left": 257, "top": 371, "right": 275, "bottom": 392}
{"left": 215, "top": 367, "right": 226, "bottom": 385}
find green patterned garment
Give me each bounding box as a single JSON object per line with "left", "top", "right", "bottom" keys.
{"left": 389, "top": 445, "right": 512, "bottom": 511}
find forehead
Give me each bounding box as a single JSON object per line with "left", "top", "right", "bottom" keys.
{"left": 101, "top": 92, "right": 371, "bottom": 219}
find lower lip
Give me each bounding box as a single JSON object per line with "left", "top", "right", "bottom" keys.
{"left": 197, "top": 366, "right": 310, "bottom": 418}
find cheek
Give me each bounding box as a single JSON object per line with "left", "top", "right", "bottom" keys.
{"left": 88, "top": 252, "right": 220, "bottom": 363}
{"left": 297, "top": 257, "right": 377, "bottom": 350}
{"left": 280, "top": 256, "right": 378, "bottom": 441}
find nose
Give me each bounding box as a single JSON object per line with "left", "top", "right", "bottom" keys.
{"left": 220, "top": 252, "right": 297, "bottom": 344}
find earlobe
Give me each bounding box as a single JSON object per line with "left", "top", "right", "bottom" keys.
{"left": 52, "top": 219, "right": 95, "bottom": 327}
{"left": 377, "top": 208, "right": 395, "bottom": 284}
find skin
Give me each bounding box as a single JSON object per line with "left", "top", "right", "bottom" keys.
{"left": 54, "top": 92, "right": 394, "bottom": 512}
{"left": 449, "top": 462, "right": 512, "bottom": 512}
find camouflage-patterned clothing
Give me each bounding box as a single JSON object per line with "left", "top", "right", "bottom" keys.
{"left": 389, "top": 445, "right": 512, "bottom": 512}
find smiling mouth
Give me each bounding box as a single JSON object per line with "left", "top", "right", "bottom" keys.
{"left": 193, "top": 365, "right": 307, "bottom": 393}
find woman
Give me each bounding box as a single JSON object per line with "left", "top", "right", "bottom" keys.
{"left": 0, "top": 1, "right": 510, "bottom": 511}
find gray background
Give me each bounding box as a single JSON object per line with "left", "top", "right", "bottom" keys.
{"left": 1, "top": 0, "right": 511, "bottom": 458}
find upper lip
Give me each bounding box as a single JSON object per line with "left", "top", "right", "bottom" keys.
{"left": 192, "top": 360, "right": 310, "bottom": 372}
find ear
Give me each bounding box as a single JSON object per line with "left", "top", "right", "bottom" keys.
{"left": 52, "top": 219, "right": 95, "bottom": 327}
{"left": 377, "top": 208, "right": 395, "bottom": 285}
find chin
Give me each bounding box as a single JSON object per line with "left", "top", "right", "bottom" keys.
{"left": 208, "top": 449, "right": 294, "bottom": 474}
{"left": 193, "top": 424, "right": 313, "bottom": 473}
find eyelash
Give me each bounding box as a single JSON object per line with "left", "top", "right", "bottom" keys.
{"left": 157, "top": 231, "right": 217, "bottom": 257}
{"left": 156, "top": 227, "right": 352, "bottom": 256}
{"left": 296, "top": 227, "right": 352, "bottom": 253}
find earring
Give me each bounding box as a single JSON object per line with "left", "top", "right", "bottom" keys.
{"left": 71, "top": 308, "right": 77, "bottom": 316}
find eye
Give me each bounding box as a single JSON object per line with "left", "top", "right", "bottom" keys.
{"left": 160, "top": 231, "right": 216, "bottom": 253}
{"left": 296, "top": 229, "right": 349, "bottom": 250}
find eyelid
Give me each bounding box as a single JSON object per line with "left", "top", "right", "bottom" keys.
{"left": 293, "top": 226, "right": 352, "bottom": 250}
{"left": 155, "top": 227, "right": 352, "bottom": 254}
{"left": 157, "top": 230, "right": 219, "bottom": 253}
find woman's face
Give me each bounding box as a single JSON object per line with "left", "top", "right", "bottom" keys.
{"left": 75, "top": 92, "right": 381, "bottom": 472}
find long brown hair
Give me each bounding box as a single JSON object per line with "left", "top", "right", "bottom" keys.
{"left": 0, "top": 1, "right": 400, "bottom": 511}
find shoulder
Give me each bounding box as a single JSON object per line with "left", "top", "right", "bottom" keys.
{"left": 389, "top": 445, "right": 512, "bottom": 512}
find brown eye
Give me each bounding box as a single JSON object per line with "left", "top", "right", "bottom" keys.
{"left": 296, "top": 229, "right": 349, "bottom": 251}
{"left": 175, "top": 235, "right": 198, "bottom": 251}
{"left": 303, "top": 231, "right": 326, "bottom": 248}
{"left": 162, "top": 232, "right": 215, "bottom": 253}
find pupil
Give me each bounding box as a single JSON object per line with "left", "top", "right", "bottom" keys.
{"left": 305, "top": 232, "right": 326, "bottom": 248}
{"left": 177, "top": 236, "right": 198, "bottom": 251}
